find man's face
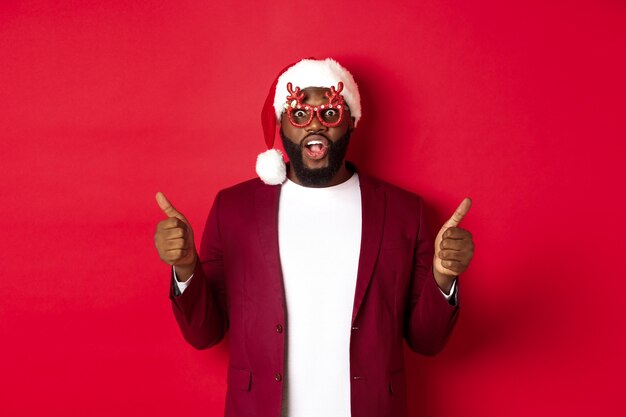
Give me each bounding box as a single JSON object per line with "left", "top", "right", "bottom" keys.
{"left": 280, "top": 87, "right": 354, "bottom": 186}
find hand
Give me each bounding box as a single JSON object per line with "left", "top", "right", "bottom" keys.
{"left": 433, "top": 198, "right": 474, "bottom": 292}
{"left": 154, "top": 192, "right": 197, "bottom": 281}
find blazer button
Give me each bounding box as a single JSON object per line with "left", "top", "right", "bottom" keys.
{"left": 276, "top": 324, "right": 283, "bottom": 333}
{"left": 274, "top": 372, "right": 282, "bottom": 382}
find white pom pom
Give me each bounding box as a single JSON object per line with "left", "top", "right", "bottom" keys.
{"left": 256, "top": 149, "right": 286, "bottom": 185}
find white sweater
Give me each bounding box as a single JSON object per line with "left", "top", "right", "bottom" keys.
{"left": 278, "top": 173, "right": 362, "bottom": 417}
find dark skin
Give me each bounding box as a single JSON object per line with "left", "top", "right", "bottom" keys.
{"left": 432, "top": 197, "right": 474, "bottom": 293}
{"left": 154, "top": 192, "right": 196, "bottom": 281}
{"left": 280, "top": 87, "right": 354, "bottom": 187}
{"left": 154, "top": 87, "right": 474, "bottom": 290}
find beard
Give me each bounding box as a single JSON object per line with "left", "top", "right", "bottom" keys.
{"left": 280, "top": 128, "right": 352, "bottom": 187}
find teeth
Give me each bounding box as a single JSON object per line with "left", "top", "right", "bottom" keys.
{"left": 307, "top": 140, "right": 323, "bottom": 146}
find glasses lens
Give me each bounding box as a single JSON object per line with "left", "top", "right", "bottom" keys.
{"left": 290, "top": 108, "right": 313, "bottom": 126}
{"left": 320, "top": 108, "right": 341, "bottom": 124}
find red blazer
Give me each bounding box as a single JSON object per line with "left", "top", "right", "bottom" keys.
{"left": 170, "top": 170, "right": 459, "bottom": 417}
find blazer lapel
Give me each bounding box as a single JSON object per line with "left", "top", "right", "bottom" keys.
{"left": 254, "top": 184, "right": 285, "bottom": 306}
{"left": 352, "top": 174, "right": 385, "bottom": 324}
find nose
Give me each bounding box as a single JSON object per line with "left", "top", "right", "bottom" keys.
{"left": 305, "top": 111, "right": 327, "bottom": 133}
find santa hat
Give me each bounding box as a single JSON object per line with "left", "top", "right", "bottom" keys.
{"left": 256, "top": 58, "right": 361, "bottom": 185}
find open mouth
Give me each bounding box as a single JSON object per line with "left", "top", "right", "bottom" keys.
{"left": 302, "top": 136, "right": 329, "bottom": 160}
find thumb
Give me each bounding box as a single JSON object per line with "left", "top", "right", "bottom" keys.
{"left": 443, "top": 197, "right": 472, "bottom": 228}
{"left": 156, "top": 191, "right": 188, "bottom": 223}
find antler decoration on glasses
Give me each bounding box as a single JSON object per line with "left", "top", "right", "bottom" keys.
{"left": 324, "top": 82, "right": 345, "bottom": 108}
{"left": 286, "top": 82, "right": 305, "bottom": 108}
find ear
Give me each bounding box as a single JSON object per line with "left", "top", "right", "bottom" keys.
{"left": 279, "top": 112, "right": 288, "bottom": 128}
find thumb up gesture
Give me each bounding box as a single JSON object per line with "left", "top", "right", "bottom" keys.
{"left": 154, "top": 192, "right": 197, "bottom": 281}
{"left": 433, "top": 198, "right": 474, "bottom": 291}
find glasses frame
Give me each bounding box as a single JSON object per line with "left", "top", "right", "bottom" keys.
{"left": 284, "top": 82, "right": 347, "bottom": 128}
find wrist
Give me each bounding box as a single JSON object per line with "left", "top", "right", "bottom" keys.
{"left": 433, "top": 268, "right": 456, "bottom": 294}
{"left": 174, "top": 253, "right": 197, "bottom": 282}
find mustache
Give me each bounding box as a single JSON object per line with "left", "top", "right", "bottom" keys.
{"left": 304, "top": 132, "right": 329, "bottom": 139}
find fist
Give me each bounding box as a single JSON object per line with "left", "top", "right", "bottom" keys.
{"left": 154, "top": 192, "right": 197, "bottom": 269}
{"left": 433, "top": 198, "right": 475, "bottom": 282}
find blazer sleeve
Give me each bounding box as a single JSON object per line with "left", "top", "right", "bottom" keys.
{"left": 403, "top": 197, "right": 460, "bottom": 356}
{"left": 169, "top": 191, "right": 229, "bottom": 350}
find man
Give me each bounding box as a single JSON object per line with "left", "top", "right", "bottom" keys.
{"left": 154, "top": 58, "right": 474, "bottom": 417}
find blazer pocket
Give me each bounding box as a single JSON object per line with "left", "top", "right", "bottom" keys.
{"left": 388, "top": 368, "right": 405, "bottom": 394}
{"left": 227, "top": 366, "right": 252, "bottom": 391}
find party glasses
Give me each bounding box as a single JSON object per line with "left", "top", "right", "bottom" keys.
{"left": 284, "top": 82, "right": 347, "bottom": 128}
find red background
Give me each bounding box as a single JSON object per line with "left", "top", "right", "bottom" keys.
{"left": 1, "top": 1, "right": 624, "bottom": 415}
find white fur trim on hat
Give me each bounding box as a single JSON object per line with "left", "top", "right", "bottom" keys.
{"left": 273, "top": 58, "right": 361, "bottom": 126}
{"left": 256, "top": 149, "right": 287, "bottom": 185}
